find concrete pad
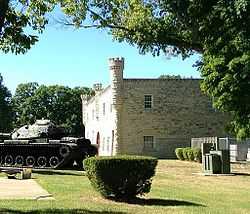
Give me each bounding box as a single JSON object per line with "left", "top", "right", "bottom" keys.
{"left": 0, "top": 178, "right": 54, "bottom": 200}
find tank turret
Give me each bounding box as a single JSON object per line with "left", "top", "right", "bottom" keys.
{"left": 0, "top": 119, "right": 97, "bottom": 169}
{"left": 10, "top": 119, "right": 66, "bottom": 140}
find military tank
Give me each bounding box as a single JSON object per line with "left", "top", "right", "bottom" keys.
{"left": 0, "top": 119, "right": 97, "bottom": 169}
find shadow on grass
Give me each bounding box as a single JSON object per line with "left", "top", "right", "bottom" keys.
{"left": 32, "top": 169, "right": 85, "bottom": 176}
{"left": 0, "top": 209, "right": 126, "bottom": 214}
{"left": 109, "top": 197, "right": 205, "bottom": 207}
{"left": 233, "top": 172, "right": 250, "bottom": 176}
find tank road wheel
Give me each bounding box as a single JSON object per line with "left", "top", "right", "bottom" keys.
{"left": 76, "top": 159, "right": 83, "bottom": 169}
{"left": 49, "top": 156, "right": 59, "bottom": 168}
{"left": 5, "top": 155, "right": 14, "bottom": 166}
{"left": 37, "top": 156, "right": 47, "bottom": 168}
{"left": 59, "top": 145, "right": 70, "bottom": 157}
{"left": 0, "top": 156, "right": 6, "bottom": 165}
{"left": 15, "top": 155, "right": 24, "bottom": 166}
{"left": 26, "top": 156, "right": 35, "bottom": 167}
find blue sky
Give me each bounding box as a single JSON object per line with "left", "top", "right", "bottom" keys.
{"left": 0, "top": 26, "right": 201, "bottom": 94}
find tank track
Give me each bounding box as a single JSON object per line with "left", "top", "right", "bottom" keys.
{"left": 0, "top": 143, "right": 76, "bottom": 169}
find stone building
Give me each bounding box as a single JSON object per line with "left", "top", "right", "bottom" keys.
{"left": 81, "top": 57, "right": 229, "bottom": 158}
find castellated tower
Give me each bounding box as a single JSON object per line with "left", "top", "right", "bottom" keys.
{"left": 109, "top": 57, "right": 124, "bottom": 155}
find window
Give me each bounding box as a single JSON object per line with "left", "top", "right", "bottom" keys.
{"left": 144, "top": 95, "right": 153, "bottom": 109}
{"left": 143, "top": 136, "right": 154, "bottom": 150}
{"left": 110, "top": 104, "right": 113, "bottom": 113}
{"left": 92, "top": 130, "right": 95, "bottom": 144}
{"left": 102, "top": 137, "right": 105, "bottom": 152}
{"left": 106, "top": 137, "right": 110, "bottom": 153}
{"left": 103, "top": 103, "right": 106, "bottom": 116}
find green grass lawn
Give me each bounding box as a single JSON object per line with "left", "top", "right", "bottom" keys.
{"left": 0, "top": 160, "right": 250, "bottom": 214}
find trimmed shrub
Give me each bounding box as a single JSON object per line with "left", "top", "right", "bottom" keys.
{"left": 182, "top": 147, "right": 190, "bottom": 160}
{"left": 187, "top": 148, "right": 195, "bottom": 161}
{"left": 84, "top": 155, "right": 158, "bottom": 200}
{"left": 193, "top": 148, "right": 202, "bottom": 163}
{"left": 175, "top": 147, "right": 202, "bottom": 163}
{"left": 175, "top": 148, "right": 184, "bottom": 160}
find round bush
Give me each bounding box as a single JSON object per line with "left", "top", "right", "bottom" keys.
{"left": 84, "top": 155, "right": 158, "bottom": 200}
{"left": 187, "top": 148, "right": 195, "bottom": 161}
{"left": 175, "top": 148, "right": 184, "bottom": 160}
{"left": 182, "top": 148, "right": 190, "bottom": 160}
{"left": 193, "top": 148, "right": 202, "bottom": 163}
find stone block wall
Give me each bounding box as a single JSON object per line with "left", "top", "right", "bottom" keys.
{"left": 118, "top": 79, "right": 229, "bottom": 158}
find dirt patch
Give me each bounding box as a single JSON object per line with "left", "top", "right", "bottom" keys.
{"left": 0, "top": 178, "right": 54, "bottom": 200}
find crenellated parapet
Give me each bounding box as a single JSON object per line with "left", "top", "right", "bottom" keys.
{"left": 109, "top": 57, "right": 124, "bottom": 71}
{"left": 93, "top": 83, "right": 103, "bottom": 93}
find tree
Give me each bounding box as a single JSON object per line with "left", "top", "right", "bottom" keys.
{"left": 13, "top": 83, "right": 93, "bottom": 136}
{"left": 0, "top": 0, "right": 89, "bottom": 54}
{"left": 12, "top": 82, "right": 39, "bottom": 124}
{"left": 0, "top": 73, "right": 12, "bottom": 131}
{"left": 0, "top": 0, "right": 37, "bottom": 54}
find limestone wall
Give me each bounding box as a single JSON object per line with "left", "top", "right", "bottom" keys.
{"left": 119, "top": 79, "right": 229, "bottom": 158}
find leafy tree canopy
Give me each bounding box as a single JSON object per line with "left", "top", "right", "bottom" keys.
{"left": 0, "top": 73, "right": 12, "bottom": 131}
{"left": 0, "top": 0, "right": 86, "bottom": 54}
{"left": 12, "top": 83, "right": 94, "bottom": 136}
